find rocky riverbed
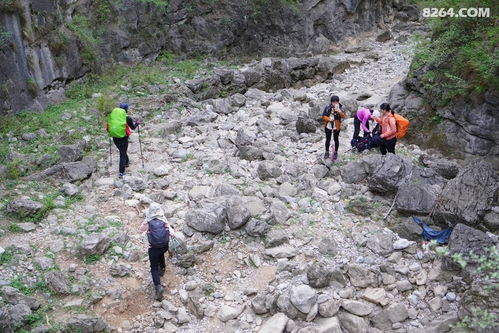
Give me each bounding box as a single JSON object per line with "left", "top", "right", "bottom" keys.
{"left": 1, "top": 27, "right": 498, "bottom": 333}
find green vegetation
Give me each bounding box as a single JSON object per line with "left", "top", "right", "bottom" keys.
{"left": 0, "top": 0, "right": 23, "bottom": 13}
{"left": 26, "top": 78, "right": 38, "bottom": 96}
{"left": 0, "top": 248, "right": 13, "bottom": 265}
{"left": 411, "top": 0, "right": 498, "bottom": 106}
{"left": 0, "top": 26, "right": 13, "bottom": 50}
{"left": 67, "top": 15, "right": 100, "bottom": 67}
{"left": 136, "top": 0, "right": 169, "bottom": 8}
{"left": 7, "top": 223, "right": 23, "bottom": 233}
{"left": 434, "top": 245, "right": 499, "bottom": 331}
{"left": 84, "top": 254, "right": 103, "bottom": 264}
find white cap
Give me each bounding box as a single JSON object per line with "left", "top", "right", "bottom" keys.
{"left": 373, "top": 110, "right": 381, "bottom": 119}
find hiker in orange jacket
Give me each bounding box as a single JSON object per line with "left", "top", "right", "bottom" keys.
{"left": 371, "top": 103, "right": 397, "bottom": 155}
{"left": 322, "top": 95, "right": 346, "bottom": 160}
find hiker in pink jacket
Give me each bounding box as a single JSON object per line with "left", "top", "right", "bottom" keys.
{"left": 353, "top": 108, "right": 379, "bottom": 140}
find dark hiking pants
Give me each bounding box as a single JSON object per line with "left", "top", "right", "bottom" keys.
{"left": 380, "top": 137, "right": 397, "bottom": 155}
{"left": 353, "top": 117, "right": 370, "bottom": 140}
{"left": 148, "top": 247, "right": 167, "bottom": 286}
{"left": 113, "top": 136, "right": 129, "bottom": 174}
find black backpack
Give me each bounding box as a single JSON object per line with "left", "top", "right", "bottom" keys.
{"left": 147, "top": 218, "right": 169, "bottom": 248}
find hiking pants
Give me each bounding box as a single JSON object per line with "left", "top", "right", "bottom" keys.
{"left": 353, "top": 117, "right": 369, "bottom": 140}
{"left": 325, "top": 128, "right": 340, "bottom": 153}
{"left": 380, "top": 137, "right": 397, "bottom": 155}
{"left": 113, "top": 136, "right": 129, "bottom": 174}
{"left": 148, "top": 247, "right": 167, "bottom": 286}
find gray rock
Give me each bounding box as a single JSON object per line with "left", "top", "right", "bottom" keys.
{"left": 58, "top": 142, "right": 84, "bottom": 163}
{"left": 411, "top": 312, "right": 459, "bottom": 333}
{"left": 66, "top": 314, "right": 107, "bottom": 333}
{"left": 207, "top": 98, "right": 233, "bottom": 115}
{"left": 123, "top": 176, "right": 147, "bottom": 191}
{"left": 158, "top": 120, "right": 182, "bottom": 136}
{"left": 393, "top": 238, "right": 413, "bottom": 250}
{"left": 21, "top": 132, "right": 37, "bottom": 141}
{"left": 218, "top": 304, "right": 244, "bottom": 322}
{"left": 269, "top": 200, "right": 290, "bottom": 224}
{"left": 8, "top": 303, "right": 32, "bottom": 324}
{"left": 368, "top": 155, "right": 412, "bottom": 194}
{"left": 318, "top": 237, "right": 337, "bottom": 256}
{"left": 338, "top": 311, "right": 368, "bottom": 333}
{"left": 390, "top": 217, "right": 423, "bottom": 241}
{"left": 361, "top": 288, "right": 389, "bottom": 306}
{"left": 341, "top": 300, "right": 373, "bottom": 316}
{"left": 265, "top": 229, "right": 289, "bottom": 248}
{"left": 347, "top": 265, "right": 377, "bottom": 288}
{"left": 1, "top": 286, "right": 40, "bottom": 309}
{"left": 62, "top": 183, "right": 79, "bottom": 196}
{"left": 366, "top": 232, "right": 394, "bottom": 256}
{"left": 153, "top": 165, "right": 171, "bottom": 177}
{"left": 307, "top": 262, "right": 331, "bottom": 288}
{"left": 78, "top": 233, "right": 112, "bottom": 256}
{"left": 6, "top": 199, "right": 43, "bottom": 218}
{"left": 376, "top": 30, "right": 393, "bottom": 42}
{"left": 385, "top": 303, "right": 408, "bottom": 323}
{"left": 252, "top": 294, "right": 268, "bottom": 314}
{"left": 45, "top": 271, "right": 71, "bottom": 294}
{"left": 258, "top": 313, "right": 288, "bottom": 333}
{"left": 245, "top": 219, "right": 270, "bottom": 237}
{"left": 110, "top": 263, "right": 131, "bottom": 277}
{"left": 177, "top": 307, "right": 190, "bottom": 324}
{"left": 396, "top": 183, "right": 442, "bottom": 215}
{"left": 446, "top": 223, "right": 495, "bottom": 272}
{"left": 279, "top": 182, "right": 298, "bottom": 197}
{"left": 185, "top": 204, "right": 227, "bottom": 234}
{"left": 257, "top": 162, "right": 282, "bottom": 180}
{"left": 296, "top": 117, "right": 317, "bottom": 134}
{"left": 265, "top": 246, "right": 298, "bottom": 259}
{"left": 277, "top": 294, "right": 299, "bottom": 319}
{"left": 226, "top": 201, "right": 251, "bottom": 230}
{"left": 431, "top": 160, "right": 497, "bottom": 228}
{"left": 315, "top": 317, "right": 342, "bottom": 333}
{"left": 17, "top": 223, "right": 36, "bottom": 232}
{"left": 34, "top": 256, "right": 54, "bottom": 270}
{"left": 420, "top": 154, "right": 459, "bottom": 179}
{"left": 318, "top": 299, "right": 340, "bottom": 318}
{"left": 290, "top": 285, "right": 317, "bottom": 314}
{"left": 341, "top": 160, "right": 369, "bottom": 184}
{"left": 29, "top": 157, "right": 97, "bottom": 183}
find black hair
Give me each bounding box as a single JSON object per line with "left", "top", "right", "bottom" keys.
{"left": 380, "top": 103, "right": 395, "bottom": 115}
{"left": 330, "top": 95, "right": 340, "bottom": 103}
{"left": 369, "top": 109, "right": 374, "bottom": 114}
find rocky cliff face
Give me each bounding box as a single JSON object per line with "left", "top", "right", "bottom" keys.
{"left": 0, "top": 0, "right": 416, "bottom": 114}
{"left": 389, "top": 77, "right": 499, "bottom": 169}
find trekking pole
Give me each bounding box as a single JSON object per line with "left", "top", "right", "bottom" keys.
{"left": 108, "top": 137, "right": 112, "bottom": 166}
{"left": 137, "top": 124, "right": 145, "bottom": 168}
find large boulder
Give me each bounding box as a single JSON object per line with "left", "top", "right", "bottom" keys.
{"left": 28, "top": 157, "right": 96, "bottom": 183}
{"left": 368, "top": 154, "right": 413, "bottom": 194}
{"left": 185, "top": 204, "right": 227, "bottom": 234}
{"left": 0, "top": 286, "right": 40, "bottom": 310}
{"left": 58, "top": 141, "right": 86, "bottom": 163}
{"left": 289, "top": 285, "right": 317, "bottom": 314}
{"left": 257, "top": 162, "right": 282, "bottom": 180}
{"left": 431, "top": 160, "right": 497, "bottom": 228}
{"left": 296, "top": 117, "right": 317, "bottom": 134}
{"left": 78, "top": 233, "right": 113, "bottom": 257}
{"left": 6, "top": 199, "right": 43, "bottom": 218}
{"left": 66, "top": 315, "right": 108, "bottom": 333}
{"left": 419, "top": 154, "right": 460, "bottom": 179}
{"left": 445, "top": 223, "right": 495, "bottom": 274}
{"left": 258, "top": 313, "right": 289, "bottom": 333}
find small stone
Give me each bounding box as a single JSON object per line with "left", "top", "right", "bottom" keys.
{"left": 446, "top": 292, "right": 456, "bottom": 302}
{"left": 393, "top": 238, "right": 412, "bottom": 250}
{"left": 184, "top": 281, "right": 197, "bottom": 291}
{"left": 429, "top": 297, "right": 442, "bottom": 312}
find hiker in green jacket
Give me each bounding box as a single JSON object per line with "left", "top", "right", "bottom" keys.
{"left": 106, "top": 103, "right": 140, "bottom": 178}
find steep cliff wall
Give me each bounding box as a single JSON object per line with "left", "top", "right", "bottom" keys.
{"left": 0, "top": 0, "right": 415, "bottom": 114}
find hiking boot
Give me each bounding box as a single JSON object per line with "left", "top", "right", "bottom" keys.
{"left": 159, "top": 266, "right": 165, "bottom": 277}
{"left": 333, "top": 152, "right": 338, "bottom": 161}
{"left": 155, "top": 285, "right": 164, "bottom": 301}
{"left": 323, "top": 151, "right": 330, "bottom": 159}
{"left": 118, "top": 172, "right": 125, "bottom": 179}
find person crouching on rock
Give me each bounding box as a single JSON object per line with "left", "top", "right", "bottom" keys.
{"left": 140, "top": 203, "right": 175, "bottom": 301}
{"left": 353, "top": 108, "right": 380, "bottom": 140}
{"left": 371, "top": 103, "right": 397, "bottom": 155}
{"left": 322, "top": 95, "right": 346, "bottom": 160}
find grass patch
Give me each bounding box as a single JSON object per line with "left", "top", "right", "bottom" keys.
{"left": 0, "top": 248, "right": 13, "bottom": 265}
{"left": 7, "top": 223, "right": 23, "bottom": 233}
{"left": 84, "top": 254, "right": 102, "bottom": 264}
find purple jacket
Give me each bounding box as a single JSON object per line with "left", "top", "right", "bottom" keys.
{"left": 356, "top": 108, "right": 371, "bottom": 133}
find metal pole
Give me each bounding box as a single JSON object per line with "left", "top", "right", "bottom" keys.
{"left": 137, "top": 125, "right": 145, "bottom": 168}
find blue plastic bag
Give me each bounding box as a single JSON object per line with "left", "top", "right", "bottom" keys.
{"left": 411, "top": 216, "right": 453, "bottom": 245}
